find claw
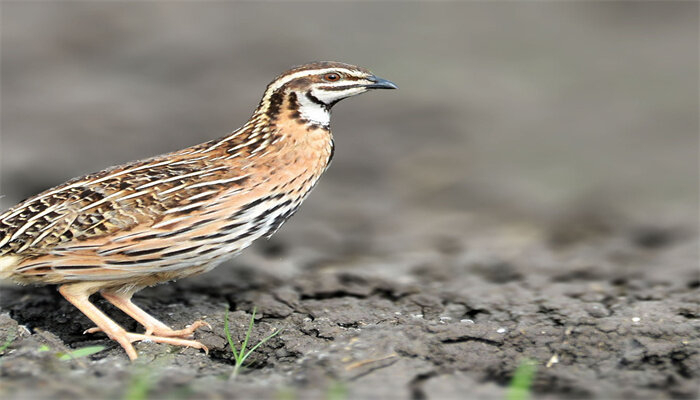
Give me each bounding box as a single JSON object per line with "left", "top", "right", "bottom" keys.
{"left": 126, "top": 333, "right": 208, "bottom": 356}
{"left": 148, "top": 319, "right": 211, "bottom": 338}
{"left": 188, "top": 320, "right": 212, "bottom": 332}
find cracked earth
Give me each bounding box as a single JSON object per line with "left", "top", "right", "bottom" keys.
{"left": 1, "top": 2, "right": 698, "bottom": 399}
{"left": 1, "top": 207, "right": 698, "bottom": 399}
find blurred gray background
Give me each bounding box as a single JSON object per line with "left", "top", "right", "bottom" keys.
{"left": 1, "top": 2, "right": 698, "bottom": 249}
{"left": 1, "top": 4, "right": 698, "bottom": 397}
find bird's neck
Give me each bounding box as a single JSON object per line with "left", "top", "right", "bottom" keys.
{"left": 252, "top": 90, "right": 330, "bottom": 129}
{"left": 215, "top": 90, "right": 332, "bottom": 160}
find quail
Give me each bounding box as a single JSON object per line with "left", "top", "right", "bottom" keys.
{"left": 0, "top": 62, "right": 397, "bottom": 360}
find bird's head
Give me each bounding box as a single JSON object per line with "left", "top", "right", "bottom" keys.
{"left": 255, "top": 61, "right": 397, "bottom": 127}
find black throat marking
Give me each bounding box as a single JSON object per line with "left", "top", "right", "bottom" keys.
{"left": 305, "top": 91, "right": 330, "bottom": 111}
{"left": 283, "top": 92, "right": 331, "bottom": 130}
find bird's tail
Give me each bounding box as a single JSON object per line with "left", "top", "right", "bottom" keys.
{"left": 0, "top": 255, "right": 20, "bottom": 280}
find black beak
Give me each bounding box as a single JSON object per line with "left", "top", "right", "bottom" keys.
{"left": 366, "top": 75, "right": 398, "bottom": 89}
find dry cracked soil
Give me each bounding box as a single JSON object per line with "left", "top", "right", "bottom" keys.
{"left": 0, "top": 2, "right": 698, "bottom": 399}
{"left": 0, "top": 208, "right": 698, "bottom": 399}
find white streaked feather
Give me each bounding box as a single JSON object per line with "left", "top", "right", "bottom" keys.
{"left": 0, "top": 255, "right": 20, "bottom": 278}
{"left": 186, "top": 174, "right": 251, "bottom": 189}
{"left": 134, "top": 167, "right": 226, "bottom": 191}
{"left": 163, "top": 201, "right": 210, "bottom": 215}
{"left": 151, "top": 215, "right": 192, "bottom": 229}
{"left": 1, "top": 161, "right": 173, "bottom": 223}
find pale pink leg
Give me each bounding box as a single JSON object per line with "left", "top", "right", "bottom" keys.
{"left": 60, "top": 283, "right": 208, "bottom": 361}
{"left": 97, "top": 290, "right": 210, "bottom": 337}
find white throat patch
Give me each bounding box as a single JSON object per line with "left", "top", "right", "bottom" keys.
{"left": 297, "top": 93, "right": 331, "bottom": 126}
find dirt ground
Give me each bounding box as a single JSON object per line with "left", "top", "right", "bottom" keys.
{"left": 1, "top": 2, "right": 698, "bottom": 399}
{"left": 1, "top": 206, "right": 698, "bottom": 399}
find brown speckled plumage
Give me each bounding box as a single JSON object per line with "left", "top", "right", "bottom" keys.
{"left": 0, "top": 61, "right": 396, "bottom": 360}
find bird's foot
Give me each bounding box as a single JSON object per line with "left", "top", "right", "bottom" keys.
{"left": 84, "top": 320, "right": 211, "bottom": 338}
{"left": 144, "top": 320, "right": 212, "bottom": 338}
{"left": 112, "top": 330, "right": 208, "bottom": 361}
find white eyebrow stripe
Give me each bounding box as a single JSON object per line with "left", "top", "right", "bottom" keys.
{"left": 259, "top": 67, "right": 359, "bottom": 110}
{"left": 265, "top": 68, "right": 339, "bottom": 94}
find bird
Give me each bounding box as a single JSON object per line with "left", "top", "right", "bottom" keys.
{"left": 0, "top": 61, "right": 397, "bottom": 360}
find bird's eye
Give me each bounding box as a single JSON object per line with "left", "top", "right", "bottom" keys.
{"left": 324, "top": 73, "right": 340, "bottom": 82}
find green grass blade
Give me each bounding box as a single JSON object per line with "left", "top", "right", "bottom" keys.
{"left": 243, "top": 328, "right": 282, "bottom": 362}
{"left": 224, "top": 308, "right": 240, "bottom": 360}
{"left": 239, "top": 307, "right": 257, "bottom": 363}
{"left": 506, "top": 358, "right": 537, "bottom": 400}
{"left": 123, "top": 357, "right": 170, "bottom": 400}
{"left": 58, "top": 345, "right": 106, "bottom": 360}
{"left": 0, "top": 331, "right": 16, "bottom": 354}
{"left": 123, "top": 371, "right": 152, "bottom": 400}
{"left": 327, "top": 380, "right": 348, "bottom": 400}
{"left": 227, "top": 306, "right": 282, "bottom": 379}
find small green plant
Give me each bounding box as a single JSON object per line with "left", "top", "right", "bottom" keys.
{"left": 224, "top": 306, "right": 281, "bottom": 379}
{"left": 0, "top": 331, "right": 16, "bottom": 355}
{"left": 36, "top": 343, "right": 105, "bottom": 360}
{"left": 122, "top": 355, "right": 172, "bottom": 400}
{"left": 327, "top": 380, "right": 348, "bottom": 400}
{"left": 275, "top": 387, "right": 296, "bottom": 400}
{"left": 506, "top": 358, "right": 537, "bottom": 400}
{"left": 123, "top": 365, "right": 155, "bottom": 400}
{"left": 57, "top": 345, "right": 106, "bottom": 360}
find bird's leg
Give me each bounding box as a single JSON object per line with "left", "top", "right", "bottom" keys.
{"left": 59, "top": 283, "right": 138, "bottom": 360}
{"left": 97, "top": 289, "right": 210, "bottom": 338}
{"left": 60, "top": 283, "right": 208, "bottom": 361}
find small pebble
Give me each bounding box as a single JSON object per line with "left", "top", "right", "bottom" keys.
{"left": 631, "top": 317, "right": 640, "bottom": 323}
{"left": 546, "top": 354, "right": 559, "bottom": 368}
{"left": 460, "top": 319, "right": 474, "bottom": 324}
{"left": 496, "top": 327, "right": 506, "bottom": 334}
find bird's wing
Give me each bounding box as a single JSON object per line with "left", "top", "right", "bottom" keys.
{"left": 0, "top": 151, "right": 254, "bottom": 277}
